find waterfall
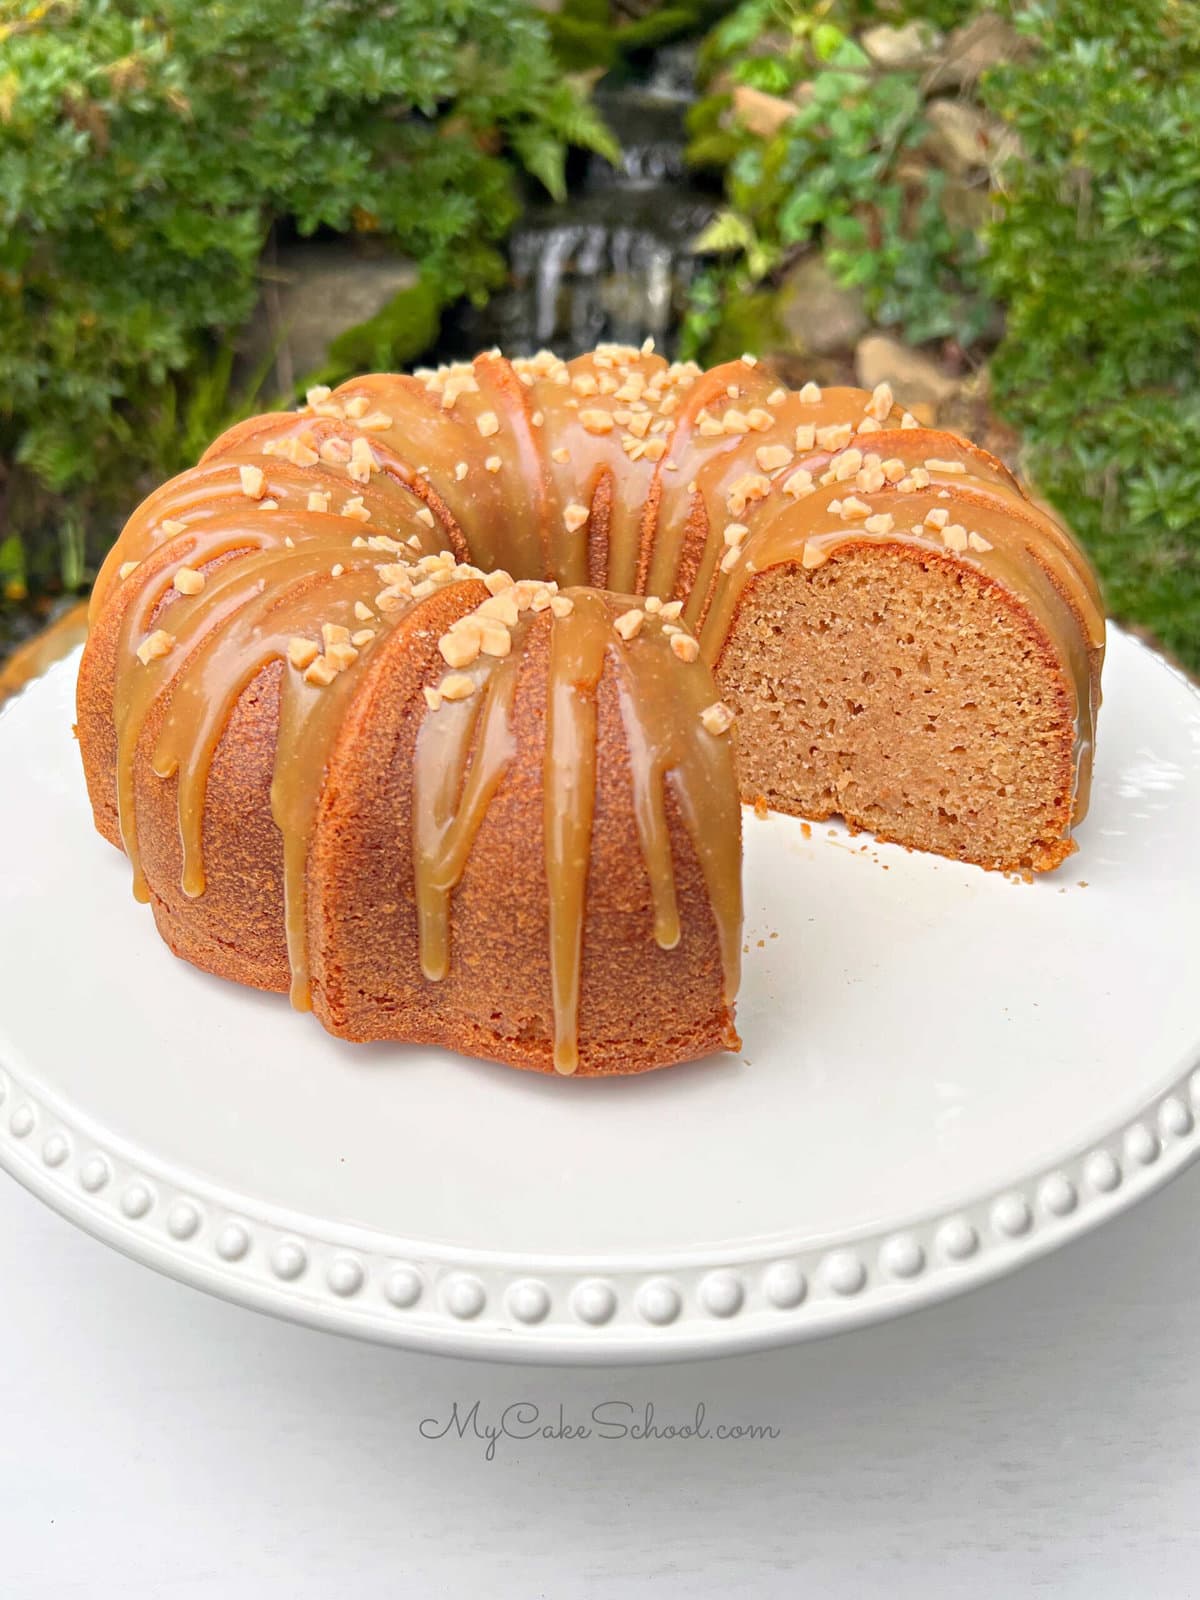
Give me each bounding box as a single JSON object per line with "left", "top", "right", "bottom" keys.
{"left": 435, "top": 46, "right": 713, "bottom": 362}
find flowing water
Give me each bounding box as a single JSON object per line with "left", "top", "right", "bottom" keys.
{"left": 436, "top": 45, "right": 713, "bottom": 362}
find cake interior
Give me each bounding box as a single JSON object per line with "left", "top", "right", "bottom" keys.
{"left": 714, "top": 544, "right": 1078, "bottom": 872}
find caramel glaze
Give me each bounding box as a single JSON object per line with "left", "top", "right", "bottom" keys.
{"left": 90, "top": 345, "right": 1104, "bottom": 1068}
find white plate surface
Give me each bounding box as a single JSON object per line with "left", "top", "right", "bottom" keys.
{"left": 1, "top": 631, "right": 1199, "bottom": 1361}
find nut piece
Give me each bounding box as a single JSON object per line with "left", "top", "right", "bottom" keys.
{"left": 700, "top": 701, "right": 735, "bottom": 736}
{"left": 161, "top": 519, "right": 186, "bottom": 536}
{"left": 549, "top": 595, "right": 575, "bottom": 619}
{"left": 563, "top": 503, "right": 589, "bottom": 533}
{"left": 968, "top": 531, "right": 993, "bottom": 553}
{"left": 303, "top": 655, "right": 339, "bottom": 687}
{"left": 439, "top": 673, "right": 477, "bottom": 702}
{"left": 941, "top": 524, "right": 969, "bottom": 552}
{"left": 799, "top": 382, "right": 822, "bottom": 404}
{"left": 439, "top": 630, "right": 481, "bottom": 669}
{"left": 669, "top": 632, "right": 700, "bottom": 663}
{"left": 423, "top": 686, "right": 443, "bottom": 712}
{"left": 756, "top": 443, "right": 793, "bottom": 472}
{"left": 136, "top": 629, "right": 175, "bottom": 665}
{"left": 580, "top": 409, "right": 614, "bottom": 435}
{"left": 118, "top": 560, "right": 140, "bottom": 581}
{"left": 801, "top": 542, "right": 829, "bottom": 569}
{"left": 172, "top": 566, "right": 205, "bottom": 595}
{"left": 476, "top": 411, "right": 500, "bottom": 438}
{"left": 613, "top": 608, "right": 644, "bottom": 641}
{"left": 863, "top": 512, "right": 895, "bottom": 535}
{"left": 867, "top": 382, "right": 894, "bottom": 422}
{"left": 239, "top": 465, "right": 266, "bottom": 500}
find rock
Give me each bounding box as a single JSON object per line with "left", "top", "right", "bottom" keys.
{"left": 927, "top": 11, "right": 1020, "bottom": 90}
{"left": 922, "top": 98, "right": 1002, "bottom": 175}
{"left": 240, "top": 242, "right": 420, "bottom": 397}
{"left": 777, "top": 255, "right": 868, "bottom": 357}
{"left": 861, "top": 21, "right": 940, "bottom": 71}
{"left": 854, "top": 334, "right": 960, "bottom": 415}
{"left": 732, "top": 84, "right": 798, "bottom": 139}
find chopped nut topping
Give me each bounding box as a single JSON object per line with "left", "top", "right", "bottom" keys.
{"left": 863, "top": 512, "right": 895, "bottom": 535}
{"left": 304, "top": 655, "right": 339, "bottom": 687}
{"left": 700, "top": 701, "right": 735, "bottom": 735}
{"left": 660, "top": 599, "right": 684, "bottom": 621}
{"left": 455, "top": 461, "right": 468, "bottom": 481}
{"left": 746, "top": 408, "right": 774, "bottom": 432}
{"left": 325, "top": 640, "right": 359, "bottom": 672}
{"left": 118, "top": 560, "right": 140, "bottom": 581}
{"left": 723, "top": 522, "right": 749, "bottom": 547}
{"left": 968, "top": 531, "right": 993, "bottom": 553}
{"left": 170, "top": 566, "right": 205, "bottom": 596}
{"left": 613, "top": 608, "right": 644, "bottom": 641}
{"left": 756, "top": 443, "right": 793, "bottom": 472}
{"left": 341, "top": 496, "right": 370, "bottom": 522}
{"left": 239, "top": 464, "right": 266, "bottom": 499}
{"left": 563, "top": 502, "right": 589, "bottom": 533}
{"left": 720, "top": 546, "right": 741, "bottom": 573}
{"left": 900, "top": 412, "right": 918, "bottom": 429}
{"left": 283, "top": 436, "right": 319, "bottom": 468}
{"left": 343, "top": 396, "right": 370, "bottom": 420}
{"left": 881, "top": 458, "right": 906, "bottom": 483}
{"left": 287, "top": 636, "right": 320, "bottom": 670}
{"left": 722, "top": 408, "right": 751, "bottom": 435}
{"left": 924, "top": 507, "right": 950, "bottom": 529}
{"left": 925, "top": 458, "right": 966, "bottom": 474}
{"left": 644, "top": 595, "right": 662, "bottom": 614}
{"left": 359, "top": 412, "right": 393, "bottom": 431}
{"left": 349, "top": 629, "right": 373, "bottom": 648}
{"left": 439, "top": 629, "right": 481, "bottom": 669}
{"left": 941, "top": 524, "right": 969, "bottom": 552}
{"left": 799, "top": 382, "right": 822, "bottom": 404}
{"left": 726, "top": 472, "right": 770, "bottom": 516}
{"left": 859, "top": 416, "right": 882, "bottom": 434}
{"left": 816, "top": 423, "right": 853, "bottom": 451}
{"left": 579, "top": 409, "right": 614, "bottom": 435}
{"left": 423, "top": 686, "right": 443, "bottom": 712}
{"left": 306, "top": 385, "right": 332, "bottom": 406}
{"left": 348, "top": 436, "right": 375, "bottom": 484}
{"left": 782, "top": 467, "right": 815, "bottom": 499}
{"left": 839, "top": 496, "right": 872, "bottom": 519}
{"left": 161, "top": 518, "right": 186, "bottom": 536}
{"left": 354, "top": 600, "right": 374, "bottom": 622}
{"left": 793, "top": 424, "right": 816, "bottom": 453}
{"left": 768, "top": 387, "right": 787, "bottom": 406}
{"left": 136, "top": 629, "right": 174, "bottom": 665}
{"left": 319, "top": 437, "right": 352, "bottom": 465}
{"left": 415, "top": 506, "right": 436, "bottom": 528}
{"left": 477, "top": 592, "right": 519, "bottom": 626}
{"left": 801, "top": 542, "right": 829, "bottom": 569}
{"left": 549, "top": 594, "right": 575, "bottom": 618}
{"left": 307, "top": 490, "right": 331, "bottom": 513}
{"left": 484, "top": 455, "right": 502, "bottom": 473}
{"left": 476, "top": 411, "right": 500, "bottom": 438}
{"left": 698, "top": 414, "right": 724, "bottom": 437}
{"left": 330, "top": 563, "right": 345, "bottom": 578}
{"left": 831, "top": 448, "right": 864, "bottom": 483}
{"left": 669, "top": 632, "right": 700, "bottom": 663}
{"left": 867, "top": 382, "right": 894, "bottom": 422}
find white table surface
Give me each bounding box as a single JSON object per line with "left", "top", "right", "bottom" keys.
{"left": 4, "top": 1156, "right": 1200, "bottom": 1597}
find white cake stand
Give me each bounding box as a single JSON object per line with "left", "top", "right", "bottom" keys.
{"left": 1, "top": 630, "right": 1198, "bottom": 1362}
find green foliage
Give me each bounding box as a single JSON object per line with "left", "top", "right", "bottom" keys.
{"left": 983, "top": 0, "right": 1200, "bottom": 664}
{"left": 0, "top": 0, "right": 616, "bottom": 588}
{"left": 548, "top": 0, "right": 714, "bottom": 73}
{"left": 681, "top": 1, "right": 993, "bottom": 360}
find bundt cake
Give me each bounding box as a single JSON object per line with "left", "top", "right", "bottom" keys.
{"left": 78, "top": 343, "right": 1104, "bottom": 1076}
